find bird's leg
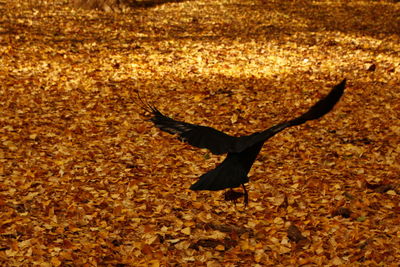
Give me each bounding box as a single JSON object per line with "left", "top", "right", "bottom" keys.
{"left": 242, "top": 184, "right": 248, "bottom": 207}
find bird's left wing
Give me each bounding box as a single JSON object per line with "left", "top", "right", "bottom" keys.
{"left": 145, "top": 105, "right": 236, "bottom": 155}
{"left": 232, "top": 78, "right": 347, "bottom": 152}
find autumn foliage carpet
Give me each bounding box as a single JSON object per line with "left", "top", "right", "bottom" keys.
{"left": 1, "top": 0, "right": 399, "bottom": 266}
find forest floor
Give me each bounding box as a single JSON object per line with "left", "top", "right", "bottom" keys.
{"left": 1, "top": 0, "right": 399, "bottom": 266}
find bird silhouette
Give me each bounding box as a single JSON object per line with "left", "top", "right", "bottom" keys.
{"left": 141, "top": 79, "right": 346, "bottom": 205}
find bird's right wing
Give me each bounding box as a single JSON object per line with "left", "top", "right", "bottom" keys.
{"left": 145, "top": 105, "right": 236, "bottom": 155}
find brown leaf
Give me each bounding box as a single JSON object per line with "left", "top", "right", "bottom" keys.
{"left": 287, "top": 224, "right": 307, "bottom": 243}
{"left": 332, "top": 207, "right": 352, "bottom": 218}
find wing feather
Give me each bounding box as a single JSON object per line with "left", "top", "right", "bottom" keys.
{"left": 231, "top": 78, "right": 347, "bottom": 152}
{"left": 145, "top": 79, "right": 346, "bottom": 155}
{"left": 148, "top": 106, "right": 235, "bottom": 155}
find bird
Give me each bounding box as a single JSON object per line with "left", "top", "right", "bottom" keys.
{"left": 140, "top": 79, "right": 346, "bottom": 205}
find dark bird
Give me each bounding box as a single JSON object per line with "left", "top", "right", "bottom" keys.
{"left": 141, "top": 79, "right": 346, "bottom": 205}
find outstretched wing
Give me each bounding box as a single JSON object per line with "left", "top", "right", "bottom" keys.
{"left": 145, "top": 105, "right": 236, "bottom": 155}
{"left": 144, "top": 78, "right": 346, "bottom": 155}
{"left": 232, "top": 78, "right": 347, "bottom": 152}
{"left": 289, "top": 78, "right": 347, "bottom": 126}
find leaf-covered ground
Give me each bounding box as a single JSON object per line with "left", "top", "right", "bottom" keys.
{"left": 1, "top": 0, "right": 399, "bottom": 265}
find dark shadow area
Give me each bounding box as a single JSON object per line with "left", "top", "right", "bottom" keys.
{"left": 128, "top": 0, "right": 190, "bottom": 8}
{"left": 71, "top": 0, "right": 192, "bottom": 12}
{"left": 2, "top": 0, "right": 399, "bottom": 49}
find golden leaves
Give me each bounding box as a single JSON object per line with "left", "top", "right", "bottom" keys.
{"left": 1, "top": 0, "right": 399, "bottom": 265}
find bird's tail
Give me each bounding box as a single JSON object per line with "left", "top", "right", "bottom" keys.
{"left": 190, "top": 153, "right": 248, "bottom": 191}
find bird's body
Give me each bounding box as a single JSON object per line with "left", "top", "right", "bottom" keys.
{"left": 142, "top": 79, "right": 346, "bottom": 204}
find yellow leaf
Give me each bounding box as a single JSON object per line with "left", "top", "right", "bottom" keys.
{"left": 51, "top": 257, "right": 62, "bottom": 267}
{"left": 240, "top": 240, "right": 250, "bottom": 250}
{"left": 194, "top": 95, "right": 202, "bottom": 101}
{"left": 181, "top": 227, "right": 191, "bottom": 235}
{"left": 215, "top": 244, "right": 225, "bottom": 251}
{"left": 331, "top": 256, "right": 342, "bottom": 265}
{"left": 279, "top": 245, "right": 291, "bottom": 254}
{"left": 231, "top": 113, "right": 238, "bottom": 123}
{"left": 273, "top": 217, "right": 284, "bottom": 224}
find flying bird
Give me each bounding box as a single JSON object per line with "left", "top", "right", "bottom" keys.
{"left": 140, "top": 79, "right": 346, "bottom": 205}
